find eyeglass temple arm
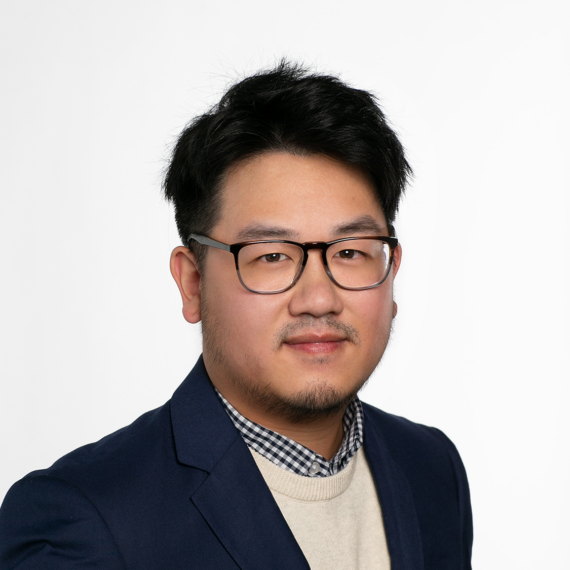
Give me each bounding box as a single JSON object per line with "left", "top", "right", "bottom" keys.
{"left": 189, "top": 234, "right": 231, "bottom": 252}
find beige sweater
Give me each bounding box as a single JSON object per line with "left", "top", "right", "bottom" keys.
{"left": 250, "top": 446, "right": 391, "bottom": 569}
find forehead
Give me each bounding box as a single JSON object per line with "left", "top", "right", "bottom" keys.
{"left": 214, "top": 153, "right": 388, "bottom": 241}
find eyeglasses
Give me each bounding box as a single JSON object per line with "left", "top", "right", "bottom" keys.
{"left": 189, "top": 230, "right": 399, "bottom": 295}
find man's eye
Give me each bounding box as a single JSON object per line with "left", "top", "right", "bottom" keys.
{"left": 337, "top": 249, "right": 361, "bottom": 259}
{"left": 261, "top": 253, "right": 287, "bottom": 262}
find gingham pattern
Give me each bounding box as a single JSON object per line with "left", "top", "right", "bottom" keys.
{"left": 215, "top": 389, "right": 364, "bottom": 478}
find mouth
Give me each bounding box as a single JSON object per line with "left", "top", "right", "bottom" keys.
{"left": 283, "top": 333, "right": 348, "bottom": 355}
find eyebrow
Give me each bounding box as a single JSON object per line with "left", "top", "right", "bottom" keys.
{"left": 236, "top": 224, "right": 301, "bottom": 241}
{"left": 236, "top": 216, "right": 387, "bottom": 242}
{"left": 331, "top": 215, "right": 386, "bottom": 237}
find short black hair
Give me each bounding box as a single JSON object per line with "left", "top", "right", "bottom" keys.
{"left": 163, "top": 60, "right": 412, "bottom": 262}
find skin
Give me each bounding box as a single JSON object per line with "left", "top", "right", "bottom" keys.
{"left": 171, "top": 153, "right": 401, "bottom": 460}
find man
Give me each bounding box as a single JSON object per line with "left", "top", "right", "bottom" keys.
{"left": 0, "top": 61, "right": 473, "bottom": 569}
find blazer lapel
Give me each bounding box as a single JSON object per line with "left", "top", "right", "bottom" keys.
{"left": 191, "top": 437, "right": 310, "bottom": 570}
{"left": 364, "top": 416, "right": 424, "bottom": 570}
{"left": 170, "top": 357, "right": 309, "bottom": 570}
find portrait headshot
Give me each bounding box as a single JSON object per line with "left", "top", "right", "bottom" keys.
{"left": 0, "top": 1, "right": 568, "bottom": 569}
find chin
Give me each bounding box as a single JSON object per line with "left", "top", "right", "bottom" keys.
{"left": 247, "top": 376, "right": 367, "bottom": 424}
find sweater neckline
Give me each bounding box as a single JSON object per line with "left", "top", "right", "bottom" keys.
{"left": 250, "top": 446, "right": 361, "bottom": 501}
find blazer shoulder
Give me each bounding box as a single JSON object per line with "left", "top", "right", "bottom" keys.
{"left": 11, "top": 402, "right": 178, "bottom": 514}
{"left": 0, "top": 473, "right": 127, "bottom": 569}
{"left": 362, "top": 402, "right": 464, "bottom": 466}
{"left": 55, "top": 402, "right": 170, "bottom": 471}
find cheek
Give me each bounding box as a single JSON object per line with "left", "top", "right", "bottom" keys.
{"left": 209, "top": 285, "right": 284, "bottom": 349}
{"left": 239, "top": 297, "right": 285, "bottom": 342}
{"left": 350, "top": 288, "right": 394, "bottom": 345}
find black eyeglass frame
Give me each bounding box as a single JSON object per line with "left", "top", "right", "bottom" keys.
{"left": 189, "top": 229, "right": 399, "bottom": 295}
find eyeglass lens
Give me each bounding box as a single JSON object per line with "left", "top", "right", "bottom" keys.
{"left": 237, "top": 240, "right": 391, "bottom": 293}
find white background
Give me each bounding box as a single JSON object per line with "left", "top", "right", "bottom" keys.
{"left": 1, "top": 1, "right": 568, "bottom": 567}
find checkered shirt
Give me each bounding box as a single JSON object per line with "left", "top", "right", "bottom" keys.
{"left": 215, "top": 388, "right": 364, "bottom": 478}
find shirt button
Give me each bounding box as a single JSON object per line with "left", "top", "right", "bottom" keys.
{"left": 309, "top": 462, "right": 320, "bottom": 475}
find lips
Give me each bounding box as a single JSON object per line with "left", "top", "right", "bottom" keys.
{"left": 285, "top": 333, "right": 346, "bottom": 344}
{"left": 283, "top": 333, "right": 347, "bottom": 354}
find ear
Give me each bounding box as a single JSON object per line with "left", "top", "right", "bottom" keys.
{"left": 170, "top": 247, "right": 202, "bottom": 324}
{"left": 391, "top": 243, "right": 402, "bottom": 278}
{"left": 391, "top": 245, "right": 401, "bottom": 318}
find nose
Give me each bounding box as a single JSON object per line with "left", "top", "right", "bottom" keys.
{"left": 288, "top": 249, "right": 344, "bottom": 318}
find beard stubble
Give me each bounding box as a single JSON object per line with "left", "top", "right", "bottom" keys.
{"left": 201, "top": 286, "right": 387, "bottom": 424}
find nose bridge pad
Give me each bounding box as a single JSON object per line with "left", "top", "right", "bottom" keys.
{"left": 320, "top": 246, "right": 329, "bottom": 268}
{"left": 321, "top": 247, "right": 336, "bottom": 284}
{"left": 298, "top": 244, "right": 334, "bottom": 285}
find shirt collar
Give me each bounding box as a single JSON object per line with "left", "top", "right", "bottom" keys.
{"left": 214, "top": 388, "right": 364, "bottom": 478}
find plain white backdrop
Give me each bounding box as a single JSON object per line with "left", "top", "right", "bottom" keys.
{"left": 1, "top": 1, "right": 568, "bottom": 567}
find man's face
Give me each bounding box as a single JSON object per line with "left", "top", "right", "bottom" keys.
{"left": 187, "top": 153, "right": 400, "bottom": 423}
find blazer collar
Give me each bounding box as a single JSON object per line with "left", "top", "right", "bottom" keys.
{"left": 364, "top": 410, "right": 424, "bottom": 570}
{"left": 170, "top": 356, "right": 310, "bottom": 570}
{"left": 170, "top": 355, "right": 239, "bottom": 471}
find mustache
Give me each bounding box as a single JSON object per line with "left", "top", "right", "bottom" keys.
{"left": 274, "top": 315, "right": 361, "bottom": 349}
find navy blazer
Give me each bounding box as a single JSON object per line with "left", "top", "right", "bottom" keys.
{"left": 0, "top": 357, "right": 472, "bottom": 569}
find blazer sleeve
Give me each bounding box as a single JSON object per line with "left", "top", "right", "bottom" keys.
{"left": 0, "top": 473, "right": 126, "bottom": 570}
{"left": 430, "top": 427, "right": 474, "bottom": 569}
